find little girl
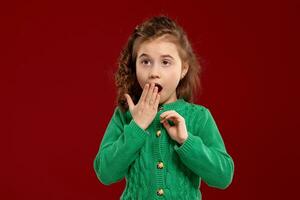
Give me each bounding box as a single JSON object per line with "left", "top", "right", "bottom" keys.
{"left": 94, "top": 16, "right": 234, "bottom": 200}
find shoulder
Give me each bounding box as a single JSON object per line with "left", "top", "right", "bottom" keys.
{"left": 181, "top": 101, "right": 214, "bottom": 127}
{"left": 182, "top": 101, "right": 210, "bottom": 116}
{"left": 112, "top": 106, "right": 132, "bottom": 125}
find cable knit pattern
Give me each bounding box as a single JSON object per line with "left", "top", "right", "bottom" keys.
{"left": 94, "top": 99, "right": 234, "bottom": 199}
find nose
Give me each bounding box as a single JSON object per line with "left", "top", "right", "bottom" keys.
{"left": 149, "top": 64, "right": 160, "bottom": 79}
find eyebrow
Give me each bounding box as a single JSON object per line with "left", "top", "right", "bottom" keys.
{"left": 138, "top": 53, "right": 175, "bottom": 60}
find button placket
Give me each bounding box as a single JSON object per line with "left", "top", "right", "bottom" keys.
{"left": 154, "top": 112, "right": 166, "bottom": 197}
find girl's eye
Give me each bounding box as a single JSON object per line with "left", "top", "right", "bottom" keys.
{"left": 162, "top": 60, "right": 171, "bottom": 66}
{"left": 141, "top": 59, "right": 151, "bottom": 65}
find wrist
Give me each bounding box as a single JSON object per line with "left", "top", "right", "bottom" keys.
{"left": 177, "top": 134, "right": 188, "bottom": 145}
{"left": 134, "top": 119, "right": 148, "bottom": 130}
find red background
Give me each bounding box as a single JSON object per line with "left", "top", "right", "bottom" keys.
{"left": 5, "top": 0, "right": 298, "bottom": 199}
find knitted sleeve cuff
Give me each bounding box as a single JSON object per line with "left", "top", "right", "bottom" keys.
{"left": 125, "top": 119, "right": 149, "bottom": 143}
{"left": 174, "top": 133, "right": 200, "bottom": 155}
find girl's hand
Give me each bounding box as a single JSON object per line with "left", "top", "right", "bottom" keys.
{"left": 160, "top": 111, "right": 188, "bottom": 144}
{"left": 125, "top": 83, "right": 160, "bottom": 130}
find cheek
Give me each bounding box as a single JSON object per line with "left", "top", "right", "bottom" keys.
{"left": 165, "top": 71, "right": 181, "bottom": 88}
{"left": 168, "top": 69, "right": 181, "bottom": 80}
{"left": 136, "top": 69, "right": 147, "bottom": 87}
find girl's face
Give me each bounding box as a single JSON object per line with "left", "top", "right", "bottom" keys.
{"left": 135, "top": 35, "right": 188, "bottom": 105}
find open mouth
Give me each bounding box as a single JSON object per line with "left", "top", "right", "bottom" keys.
{"left": 154, "top": 83, "right": 163, "bottom": 93}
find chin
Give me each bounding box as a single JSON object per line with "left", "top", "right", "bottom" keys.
{"left": 158, "top": 98, "right": 164, "bottom": 104}
{"left": 158, "top": 95, "right": 170, "bottom": 105}
{"left": 158, "top": 96, "right": 166, "bottom": 105}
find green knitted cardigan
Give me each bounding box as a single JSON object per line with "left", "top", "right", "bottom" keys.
{"left": 94, "top": 98, "right": 234, "bottom": 199}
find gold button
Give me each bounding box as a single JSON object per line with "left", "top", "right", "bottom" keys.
{"left": 157, "top": 161, "right": 164, "bottom": 169}
{"left": 156, "top": 130, "right": 161, "bottom": 137}
{"left": 157, "top": 188, "right": 164, "bottom": 196}
{"left": 158, "top": 106, "right": 164, "bottom": 111}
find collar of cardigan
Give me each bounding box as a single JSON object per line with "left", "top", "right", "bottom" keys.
{"left": 158, "top": 98, "right": 186, "bottom": 111}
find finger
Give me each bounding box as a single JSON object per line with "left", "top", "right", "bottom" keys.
{"left": 124, "top": 93, "right": 134, "bottom": 111}
{"left": 160, "top": 110, "right": 177, "bottom": 120}
{"left": 145, "top": 83, "right": 155, "bottom": 104}
{"left": 161, "top": 112, "right": 181, "bottom": 123}
{"left": 161, "top": 115, "right": 176, "bottom": 123}
{"left": 154, "top": 93, "right": 160, "bottom": 109}
{"left": 139, "top": 83, "right": 150, "bottom": 103}
{"left": 149, "top": 86, "right": 158, "bottom": 105}
{"left": 162, "top": 120, "right": 171, "bottom": 130}
{"left": 160, "top": 113, "right": 171, "bottom": 123}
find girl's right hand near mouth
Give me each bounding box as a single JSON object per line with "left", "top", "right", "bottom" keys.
{"left": 124, "top": 83, "right": 160, "bottom": 130}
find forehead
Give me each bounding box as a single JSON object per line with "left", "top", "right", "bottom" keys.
{"left": 136, "top": 36, "right": 180, "bottom": 59}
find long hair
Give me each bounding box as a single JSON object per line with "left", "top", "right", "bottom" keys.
{"left": 115, "top": 15, "right": 201, "bottom": 112}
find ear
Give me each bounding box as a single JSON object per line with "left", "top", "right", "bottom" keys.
{"left": 181, "top": 62, "right": 189, "bottom": 79}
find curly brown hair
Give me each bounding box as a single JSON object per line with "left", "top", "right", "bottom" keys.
{"left": 115, "top": 15, "right": 201, "bottom": 112}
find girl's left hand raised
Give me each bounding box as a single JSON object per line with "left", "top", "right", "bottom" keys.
{"left": 160, "top": 110, "right": 188, "bottom": 145}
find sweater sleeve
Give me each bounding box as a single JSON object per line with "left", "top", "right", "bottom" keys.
{"left": 93, "top": 107, "right": 148, "bottom": 185}
{"left": 174, "top": 108, "right": 234, "bottom": 189}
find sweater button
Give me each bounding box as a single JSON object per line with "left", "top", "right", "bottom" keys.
{"left": 158, "top": 106, "right": 164, "bottom": 111}
{"left": 156, "top": 188, "right": 164, "bottom": 196}
{"left": 157, "top": 161, "right": 164, "bottom": 169}
{"left": 156, "top": 130, "right": 161, "bottom": 137}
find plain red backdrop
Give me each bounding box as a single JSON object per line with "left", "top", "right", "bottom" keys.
{"left": 5, "top": 0, "right": 298, "bottom": 199}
